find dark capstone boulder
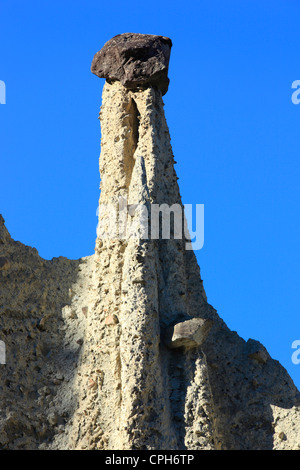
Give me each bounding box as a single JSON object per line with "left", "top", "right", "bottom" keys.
{"left": 91, "top": 33, "right": 172, "bottom": 95}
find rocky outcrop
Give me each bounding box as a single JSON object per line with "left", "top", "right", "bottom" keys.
{"left": 163, "top": 318, "right": 213, "bottom": 349}
{"left": 0, "top": 34, "right": 299, "bottom": 450}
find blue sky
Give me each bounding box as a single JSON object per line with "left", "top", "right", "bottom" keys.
{"left": 1, "top": 0, "right": 299, "bottom": 389}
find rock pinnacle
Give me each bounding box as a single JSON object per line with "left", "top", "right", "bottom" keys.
{"left": 91, "top": 33, "right": 172, "bottom": 95}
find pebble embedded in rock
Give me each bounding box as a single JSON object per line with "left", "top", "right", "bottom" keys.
{"left": 0, "top": 257, "right": 9, "bottom": 269}
{"left": 164, "top": 318, "right": 213, "bottom": 349}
